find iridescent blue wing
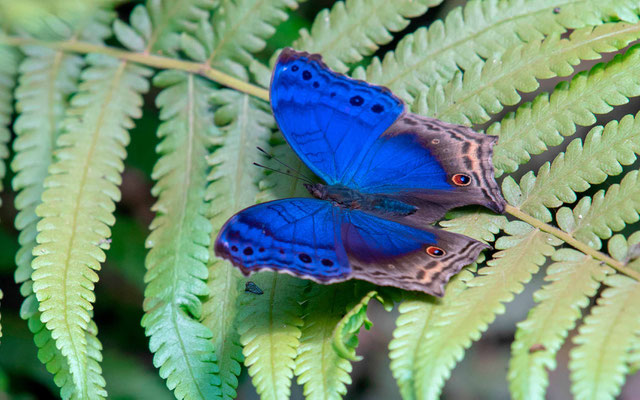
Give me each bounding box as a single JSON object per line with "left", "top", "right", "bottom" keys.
{"left": 270, "top": 48, "right": 404, "bottom": 184}
{"left": 347, "top": 114, "right": 506, "bottom": 226}
{"left": 214, "top": 198, "right": 487, "bottom": 296}
{"left": 215, "top": 198, "right": 350, "bottom": 281}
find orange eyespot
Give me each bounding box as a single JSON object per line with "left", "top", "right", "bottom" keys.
{"left": 426, "top": 246, "right": 445, "bottom": 257}
{"left": 452, "top": 173, "right": 471, "bottom": 186}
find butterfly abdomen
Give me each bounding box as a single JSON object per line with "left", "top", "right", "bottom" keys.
{"left": 305, "top": 183, "right": 416, "bottom": 217}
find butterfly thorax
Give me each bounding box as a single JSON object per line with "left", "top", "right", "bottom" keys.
{"left": 304, "top": 183, "right": 417, "bottom": 217}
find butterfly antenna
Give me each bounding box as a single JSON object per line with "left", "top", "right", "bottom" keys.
{"left": 253, "top": 162, "right": 313, "bottom": 184}
{"left": 256, "top": 146, "right": 315, "bottom": 182}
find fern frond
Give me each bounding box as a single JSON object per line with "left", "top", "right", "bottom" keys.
{"left": 508, "top": 250, "right": 613, "bottom": 400}
{"left": 142, "top": 70, "right": 221, "bottom": 400}
{"left": 293, "top": 0, "right": 442, "bottom": 72}
{"left": 439, "top": 209, "right": 506, "bottom": 243}
{"left": 237, "top": 272, "right": 306, "bottom": 400}
{"left": 569, "top": 275, "right": 640, "bottom": 400}
{"left": 203, "top": 89, "right": 275, "bottom": 400}
{"left": 492, "top": 43, "right": 640, "bottom": 177}
{"left": 389, "top": 209, "right": 504, "bottom": 398}
{"left": 364, "top": 0, "right": 639, "bottom": 104}
{"left": 31, "top": 53, "right": 152, "bottom": 398}
{"left": 514, "top": 112, "right": 640, "bottom": 221}
{"left": 0, "top": 43, "right": 19, "bottom": 226}
{"left": 12, "top": 44, "right": 84, "bottom": 397}
{"left": 557, "top": 170, "right": 640, "bottom": 250}
{"left": 294, "top": 282, "right": 364, "bottom": 400}
{"left": 392, "top": 222, "right": 560, "bottom": 400}
{"left": 389, "top": 211, "right": 534, "bottom": 399}
{"left": 146, "top": 0, "right": 217, "bottom": 53}
{"left": 425, "top": 22, "right": 640, "bottom": 125}
{"left": 390, "top": 266, "right": 477, "bottom": 400}
{"left": 208, "top": 0, "right": 302, "bottom": 75}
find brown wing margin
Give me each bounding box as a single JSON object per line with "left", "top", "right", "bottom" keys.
{"left": 379, "top": 113, "right": 506, "bottom": 227}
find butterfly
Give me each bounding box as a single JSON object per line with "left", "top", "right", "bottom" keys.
{"left": 214, "top": 48, "right": 506, "bottom": 297}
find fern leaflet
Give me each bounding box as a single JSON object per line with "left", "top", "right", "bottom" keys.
{"left": 424, "top": 22, "right": 640, "bottom": 125}
{"left": 332, "top": 286, "right": 387, "bottom": 361}
{"left": 395, "top": 222, "right": 560, "bottom": 400}
{"left": 203, "top": 89, "right": 275, "bottom": 400}
{"left": 492, "top": 43, "right": 640, "bottom": 177}
{"left": 569, "top": 275, "right": 640, "bottom": 400}
{"left": 439, "top": 209, "right": 506, "bottom": 243}
{"left": 508, "top": 250, "right": 613, "bottom": 400}
{"left": 12, "top": 44, "right": 84, "bottom": 398}
{"left": 0, "top": 43, "right": 19, "bottom": 211}
{"left": 146, "top": 0, "right": 217, "bottom": 53}
{"left": 238, "top": 272, "right": 306, "bottom": 400}
{"left": 557, "top": 170, "right": 640, "bottom": 250}
{"left": 295, "top": 282, "right": 364, "bottom": 400}
{"left": 516, "top": 112, "right": 640, "bottom": 221}
{"left": 31, "top": 52, "right": 151, "bottom": 397}
{"left": 293, "top": 0, "right": 442, "bottom": 72}
{"left": 363, "top": 0, "right": 639, "bottom": 104}
{"left": 389, "top": 211, "right": 505, "bottom": 399}
{"left": 208, "top": 0, "right": 302, "bottom": 78}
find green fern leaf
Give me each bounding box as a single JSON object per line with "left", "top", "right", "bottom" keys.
{"left": 332, "top": 286, "right": 386, "bottom": 361}
{"left": 514, "top": 111, "right": 640, "bottom": 221}
{"left": 569, "top": 275, "right": 640, "bottom": 400}
{"left": 31, "top": 53, "right": 152, "bottom": 398}
{"left": 293, "top": 0, "right": 442, "bottom": 72}
{"left": 424, "top": 22, "right": 640, "bottom": 125}
{"left": 12, "top": 45, "right": 83, "bottom": 398}
{"left": 557, "top": 170, "right": 640, "bottom": 250}
{"left": 203, "top": 89, "right": 275, "bottom": 400}
{"left": 146, "top": 0, "right": 217, "bottom": 53}
{"left": 508, "top": 250, "right": 613, "bottom": 400}
{"left": 0, "top": 43, "right": 18, "bottom": 337}
{"left": 388, "top": 213, "right": 507, "bottom": 399}
{"left": 392, "top": 222, "right": 560, "bottom": 400}
{"left": 0, "top": 44, "right": 19, "bottom": 210}
{"left": 10, "top": 15, "right": 113, "bottom": 397}
{"left": 364, "top": 0, "right": 639, "bottom": 104}
{"left": 238, "top": 272, "right": 306, "bottom": 400}
{"left": 142, "top": 70, "right": 222, "bottom": 400}
{"left": 390, "top": 266, "right": 476, "bottom": 400}
{"left": 295, "top": 282, "right": 365, "bottom": 400}
{"left": 209, "top": 0, "right": 303, "bottom": 75}
{"left": 439, "top": 209, "right": 506, "bottom": 243}
{"left": 492, "top": 43, "right": 640, "bottom": 177}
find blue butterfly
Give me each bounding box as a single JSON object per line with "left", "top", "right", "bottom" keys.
{"left": 215, "top": 49, "right": 506, "bottom": 296}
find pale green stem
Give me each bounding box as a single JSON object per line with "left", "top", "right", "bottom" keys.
{"left": 506, "top": 205, "right": 640, "bottom": 281}
{"left": 0, "top": 35, "right": 270, "bottom": 101}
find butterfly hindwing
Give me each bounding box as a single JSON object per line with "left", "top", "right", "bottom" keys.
{"left": 270, "top": 48, "right": 405, "bottom": 184}
{"left": 342, "top": 210, "right": 488, "bottom": 297}
{"left": 215, "top": 199, "right": 488, "bottom": 296}
{"left": 215, "top": 198, "right": 350, "bottom": 281}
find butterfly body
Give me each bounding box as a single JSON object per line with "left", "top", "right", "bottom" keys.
{"left": 304, "top": 183, "right": 417, "bottom": 217}
{"left": 214, "top": 48, "right": 506, "bottom": 296}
